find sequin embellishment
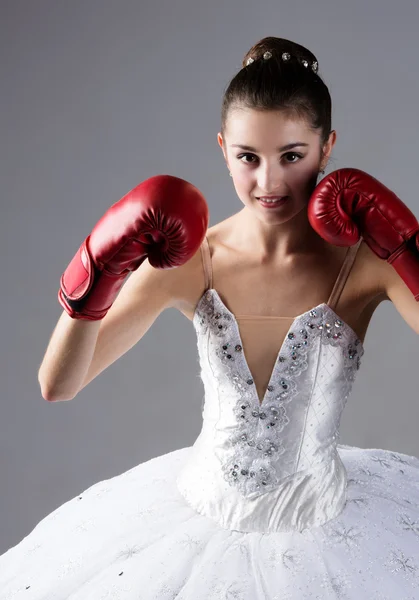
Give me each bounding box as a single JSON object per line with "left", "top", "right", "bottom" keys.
{"left": 194, "top": 290, "right": 364, "bottom": 497}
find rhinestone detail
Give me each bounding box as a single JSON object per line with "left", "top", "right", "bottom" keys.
{"left": 194, "top": 291, "right": 364, "bottom": 497}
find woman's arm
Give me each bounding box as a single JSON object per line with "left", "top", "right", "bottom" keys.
{"left": 307, "top": 168, "right": 419, "bottom": 332}
{"left": 380, "top": 258, "right": 419, "bottom": 335}
{"left": 38, "top": 175, "right": 208, "bottom": 402}
{"left": 38, "top": 256, "right": 188, "bottom": 402}
{"left": 38, "top": 314, "right": 101, "bottom": 402}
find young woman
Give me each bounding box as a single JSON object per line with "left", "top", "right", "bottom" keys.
{"left": 1, "top": 37, "right": 419, "bottom": 599}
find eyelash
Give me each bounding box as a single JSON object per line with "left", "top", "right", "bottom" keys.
{"left": 237, "top": 152, "right": 303, "bottom": 165}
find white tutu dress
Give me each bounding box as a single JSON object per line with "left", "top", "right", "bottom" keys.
{"left": 1, "top": 237, "right": 419, "bottom": 599}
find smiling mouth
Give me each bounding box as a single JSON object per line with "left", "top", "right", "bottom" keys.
{"left": 256, "top": 196, "right": 289, "bottom": 205}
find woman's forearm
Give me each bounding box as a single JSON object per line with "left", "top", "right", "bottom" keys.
{"left": 37, "top": 311, "right": 102, "bottom": 402}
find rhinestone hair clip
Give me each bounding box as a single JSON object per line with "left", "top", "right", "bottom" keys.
{"left": 246, "top": 50, "right": 318, "bottom": 74}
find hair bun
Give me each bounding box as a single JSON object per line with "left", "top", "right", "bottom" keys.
{"left": 242, "top": 37, "right": 319, "bottom": 72}
{"left": 245, "top": 48, "right": 318, "bottom": 73}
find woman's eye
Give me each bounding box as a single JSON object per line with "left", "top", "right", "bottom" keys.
{"left": 284, "top": 152, "right": 302, "bottom": 163}
{"left": 238, "top": 152, "right": 302, "bottom": 164}
{"left": 238, "top": 153, "right": 257, "bottom": 164}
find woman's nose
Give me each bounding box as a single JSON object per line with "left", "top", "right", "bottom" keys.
{"left": 256, "top": 166, "right": 284, "bottom": 194}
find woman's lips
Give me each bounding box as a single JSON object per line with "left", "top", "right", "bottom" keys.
{"left": 256, "top": 196, "right": 289, "bottom": 208}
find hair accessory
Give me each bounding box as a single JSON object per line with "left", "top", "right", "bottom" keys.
{"left": 246, "top": 50, "right": 318, "bottom": 73}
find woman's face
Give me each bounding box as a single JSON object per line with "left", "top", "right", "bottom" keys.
{"left": 218, "top": 108, "right": 336, "bottom": 224}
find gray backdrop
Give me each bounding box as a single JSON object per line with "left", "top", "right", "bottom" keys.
{"left": 2, "top": 0, "right": 419, "bottom": 555}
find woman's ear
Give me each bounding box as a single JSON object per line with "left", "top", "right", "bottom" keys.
{"left": 321, "top": 130, "right": 337, "bottom": 169}
{"left": 217, "top": 132, "right": 230, "bottom": 169}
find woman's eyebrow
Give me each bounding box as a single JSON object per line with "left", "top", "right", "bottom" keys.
{"left": 230, "top": 142, "right": 309, "bottom": 152}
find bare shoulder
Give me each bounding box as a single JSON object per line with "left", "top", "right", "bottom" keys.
{"left": 350, "top": 239, "right": 389, "bottom": 301}
{"left": 314, "top": 240, "right": 388, "bottom": 342}
{"left": 352, "top": 238, "right": 416, "bottom": 305}
{"left": 340, "top": 239, "right": 390, "bottom": 326}
{"left": 126, "top": 219, "right": 231, "bottom": 321}
{"left": 339, "top": 237, "right": 419, "bottom": 342}
{"left": 167, "top": 220, "right": 232, "bottom": 320}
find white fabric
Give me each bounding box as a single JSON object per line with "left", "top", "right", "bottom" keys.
{"left": 1, "top": 288, "right": 419, "bottom": 599}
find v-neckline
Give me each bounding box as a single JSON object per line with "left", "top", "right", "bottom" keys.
{"left": 193, "top": 288, "right": 364, "bottom": 408}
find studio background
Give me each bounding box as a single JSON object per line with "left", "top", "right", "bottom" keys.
{"left": 2, "top": 0, "right": 418, "bottom": 554}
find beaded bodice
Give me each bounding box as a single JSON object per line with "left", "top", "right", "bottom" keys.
{"left": 176, "top": 238, "right": 365, "bottom": 533}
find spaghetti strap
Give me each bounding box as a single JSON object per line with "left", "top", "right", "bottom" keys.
{"left": 200, "top": 236, "right": 213, "bottom": 290}
{"left": 327, "top": 238, "right": 363, "bottom": 310}
{"left": 200, "top": 235, "right": 363, "bottom": 314}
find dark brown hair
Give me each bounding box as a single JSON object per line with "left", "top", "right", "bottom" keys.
{"left": 221, "top": 37, "right": 332, "bottom": 159}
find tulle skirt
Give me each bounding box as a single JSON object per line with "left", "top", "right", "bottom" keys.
{"left": 1, "top": 444, "right": 419, "bottom": 599}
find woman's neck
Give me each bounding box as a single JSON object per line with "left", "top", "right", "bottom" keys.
{"left": 231, "top": 206, "right": 326, "bottom": 262}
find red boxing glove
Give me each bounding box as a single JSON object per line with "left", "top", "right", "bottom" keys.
{"left": 59, "top": 175, "right": 209, "bottom": 320}
{"left": 307, "top": 168, "right": 419, "bottom": 300}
